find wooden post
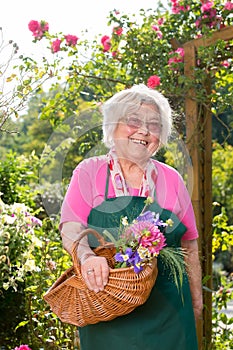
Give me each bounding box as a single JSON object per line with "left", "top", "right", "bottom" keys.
{"left": 184, "top": 43, "right": 205, "bottom": 350}
{"left": 183, "top": 25, "right": 233, "bottom": 349}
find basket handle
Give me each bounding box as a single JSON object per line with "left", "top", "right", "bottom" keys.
{"left": 71, "top": 228, "right": 114, "bottom": 268}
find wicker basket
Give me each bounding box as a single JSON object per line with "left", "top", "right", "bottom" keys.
{"left": 43, "top": 228, "right": 158, "bottom": 327}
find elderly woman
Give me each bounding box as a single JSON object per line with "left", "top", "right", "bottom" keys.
{"left": 60, "top": 84, "right": 203, "bottom": 350}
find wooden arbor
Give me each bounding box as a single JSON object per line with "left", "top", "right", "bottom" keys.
{"left": 183, "top": 26, "right": 233, "bottom": 349}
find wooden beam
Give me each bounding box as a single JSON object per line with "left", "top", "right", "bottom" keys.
{"left": 184, "top": 25, "right": 233, "bottom": 49}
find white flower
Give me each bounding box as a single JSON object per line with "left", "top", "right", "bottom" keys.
{"left": 121, "top": 216, "right": 128, "bottom": 226}
{"left": 31, "top": 236, "right": 43, "bottom": 248}
{"left": 24, "top": 259, "right": 37, "bottom": 272}
{"left": 11, "top": 202, "right": 28, "bottom": 214}
{"left": 3, "top": 214, "right": 16, "bottom": 224}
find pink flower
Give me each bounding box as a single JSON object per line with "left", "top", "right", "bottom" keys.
{"left": 101, "top": 35, "right": 111, "bottom": 52}
{"left": 46, "top": 259, "right": 57, "bottom": 270}
{"left": 176, "top": 47, "right": 184, "bottom": 57}
{"left": 14, "top": 345, "right": 32, "bottom": 350}
{"left": 113, "top": 27, "right": 123, "bottom": 36}
{"left": 195, "top": 18, "right": 201, "bottom": 28}
{"left": 28, "top": 20, "right": 49, "bottom": 40}
{"left": 168, "top": 47, "right": 184, "bottom": 67}
{"left": 147, "top": 75, "right": 161, "bottom": 88}
{"left": 224, "top": 1, "right": 233, "bottom": 10}
{"left": 28, "top": 20, "right": 40, "bottom": 33}
{"left": 41, "top": 21, "right": 49, "bottom": 32}
{"left": 157, "top": 17, "right": 164, "bottom": 25}
{"left": 65, "top": 34, "right": 79, "bottom": 46}
{"left": 156, "top": 31, "right": 163, "bottom": 39}
{"left": 221, "top": 60, "right": 230, "bottom": 68}
{"left": 171, "top": 0, "right": 190, "bottom": 14}
{"left": 51, "top": 39, "right": 61, "bottom": 53}
{"left": 168, "top": 47, "right": 185, "bottom": 71}
{"left": 151, "top": 25, "right": 163, "bottom": 39}
{"left": 152, "top": 25, "right": 160, "bottom": 32}
{"left": 201, "top": 1, "right": 214, "bottom": 12}
{"left": 130, "top": 221, "right": 166, "bottom": 255}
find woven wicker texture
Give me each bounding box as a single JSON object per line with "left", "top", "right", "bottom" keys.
{"left": 43, "top": 228, "right": 158, "bottom": 327}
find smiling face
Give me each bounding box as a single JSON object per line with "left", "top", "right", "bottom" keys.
{"left": 113, "top": 103, "right": 161, "bottom": 165}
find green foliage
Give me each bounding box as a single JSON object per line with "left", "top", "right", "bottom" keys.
{"left": 211, "top": 277, "right": 233, "bottom": 349}
{"left": 20, "top": 217, "right": 78, "bottom": 350}
{"left": 0, "top": 199, "right": 77, "bottom": 349}
{"left": 212, "top": 143, "right": 233, "bottom": 222}
{"left": 211, "top": 204, "right": 233, "bottom": 349}
{"left": 212, "top": 204, "right": 233, "bottom": 256}
{"left": 4, "top": 0, "right": 230, "bottom": 130}
{"left": 0, "top": 200, "right": 42, "bottom": 291}
{"left": 0, "top": 151, "right": 39, "bottom": 208}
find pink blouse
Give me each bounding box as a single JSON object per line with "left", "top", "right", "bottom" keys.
{"left": 60, "top": 155, "right": 198, "bottom": 240}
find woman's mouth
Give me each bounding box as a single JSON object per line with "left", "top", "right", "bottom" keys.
{"left": 130, "top": 138, "right": 148, "bottom": 146}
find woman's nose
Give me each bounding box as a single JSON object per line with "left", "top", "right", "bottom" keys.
{"left": 137, "top": 121, "right": 149, "bottom": 134}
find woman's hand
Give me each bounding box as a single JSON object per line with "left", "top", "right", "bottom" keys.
{"left": 181, "top": 239, "right": 203, "bottom": 322}
{"left": 81, "top": 255, "right": 110, "bottom": 293}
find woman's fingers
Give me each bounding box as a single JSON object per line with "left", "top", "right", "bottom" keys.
{"left": 81, "top": 256, "right": 109, "bottom": 293}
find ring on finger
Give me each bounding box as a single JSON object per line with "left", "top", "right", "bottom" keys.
{"left": 87, "top": 268, "right": 94, "bottom": 275}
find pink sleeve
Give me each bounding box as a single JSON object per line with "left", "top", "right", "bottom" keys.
{"left": 59, "top": 157, "right": 107, "bottom": 231}
{"left": 59, "top": 162, "right": 94, "bottom": 230}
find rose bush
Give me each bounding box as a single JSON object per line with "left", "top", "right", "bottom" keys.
{"left": 18, "top": 0, "right": 232, "bottom": 128}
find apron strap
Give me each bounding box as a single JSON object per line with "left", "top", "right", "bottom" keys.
{"left": 105, "top": 163, "right": 157, "bottom": 200}
{"left": 105, "top": 165, "right": 110, "bottom": 200}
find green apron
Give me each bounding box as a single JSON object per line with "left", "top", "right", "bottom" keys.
{"left": 79, "top": 170, "right": 198, "bottom": 350}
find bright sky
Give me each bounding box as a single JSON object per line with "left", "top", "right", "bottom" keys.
{"left": 0, "top": 0, "right": 165, "bottom": 58}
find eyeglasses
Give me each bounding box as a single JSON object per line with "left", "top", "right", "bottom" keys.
{"left": 123, "top": 116, "right": 162, "bottom": 134}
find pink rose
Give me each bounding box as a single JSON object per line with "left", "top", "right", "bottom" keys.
{"left": 157, "top": 17, "right": 164, "bottom": 25}
{"left": 147, "top": 75, "right": 161, "bottom": 89}
{"left": 156, "top": 31, "right": 163, "bottom": 39}
{"left": 176, "top": 47, "right": 184, "bottom": 57}
{"left": 113, "top": 27, "right": 123, "bottom": 36}
{"left": 28, "top": 20, "right": 40, "bottom": 33}
{"left": 201, "top": 1, "right": 214, "bottom": 12}
{"left": 28, "top": 20, "right": 49, "bottom": 40}
{"left": 151, "top": 25, "right": 163, "bottom": 39}
{"left": 221, "top": 60, "right": 230, "bottom": 68}
{"left": 101, "top": 35, "right": 111, "bottom": 52}
{"left": 101, "top": 35, "right": 110, "bottom": 45}
{"left": 51, "top": 39, "right": 61, "bottom": 53}
{"left": 151, "top": 25, "right": 160, "bottom": 31}
{"left": 14, "top": 345, "right": 32, "bottom": 350}
{"left": 65, "top": 34, "right": 79, "bottom": 46}
{"left": 224, "top": 1, "right": 233, "bottom": 10}
{"left": 41, "top": 21, "right": 49, "bottom": 32}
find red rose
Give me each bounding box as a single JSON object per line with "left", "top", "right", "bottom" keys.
{"left": 147, "top": 75, "right": 161, "bottom": 89}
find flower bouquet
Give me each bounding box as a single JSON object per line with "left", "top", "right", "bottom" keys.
{"left": 103, "top": 197, "right": 187, "bottom": 293}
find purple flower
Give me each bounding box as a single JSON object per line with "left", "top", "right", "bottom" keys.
{"left": 137, "top": 211, "right": 167, "bottom": 227}
{"left": 115, "top": 248, "right": 143, "bottom": 273}
{"left": 115, "top": 247, "right": 133, "bottom": 263}
{"left": 31, "top": 216, "right": 42, "bottom": 226}
{"left": 128, "top": 251, "right": 143, "bottom": 273}
{"left": 137, "top": 210, "right": 155, "bottom": 223}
